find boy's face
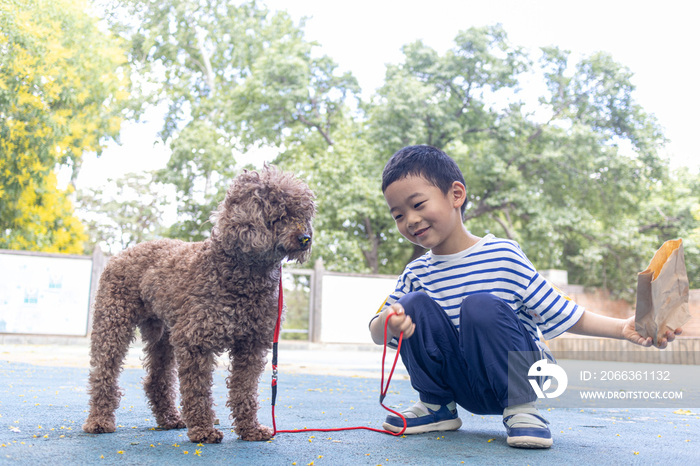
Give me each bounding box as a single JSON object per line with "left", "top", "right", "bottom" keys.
{"left": 384, "top": 175, "right": 467, "bottom": 255}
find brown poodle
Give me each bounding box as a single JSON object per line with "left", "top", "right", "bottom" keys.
{"left": 83, "top": 166, "right": 315, "bottom": 444}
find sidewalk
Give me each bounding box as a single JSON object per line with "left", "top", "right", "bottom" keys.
{"left": 1, "top": 341, "right": 698, "bottom": 465}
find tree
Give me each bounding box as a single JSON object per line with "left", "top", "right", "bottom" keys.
{"left": 96, "top": 4, "right": 693, "bottom": 299}
{"left": 634, "top": 168, "right": 700, "bottom": 291}
{"left": 276, "top": 118, "right": 408, "bottom": 274}
{"left": 358, "top": 26, "right": 674, "bottom": 298}
{"left": 103, "top": 0, "right": 359, "bottom": 242}
{"left": 368, "top": 25, "right": 529, "bottom": 154}
{"left": 279, "top": 26, "right": 527, "bottom": 275}
{"left": 75, "top": 172, "right": 168, "bottom": 254}
{"left": 1, "top": 171, "right": 86, "bottom": 254}
{"left": 365, "top": 25, "right": 531, "bottom": 266}
{"left": 502, "top": 48, "right": 668, "bottom": 297}
{"left": 0, "top": 0, "right": 129, "bottom": 253}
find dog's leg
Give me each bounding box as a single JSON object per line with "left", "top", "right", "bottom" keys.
{"left": 141, "top": 319, "right": 185, "bottom": 430}
{"left": 226, "top": 348, "right": 273, "bottom": 441}
{"left": 83, "top": 299, "right": 135, "bottom": 434}
{"left": 175, "top": 347, "right": 223, "bottom": 443}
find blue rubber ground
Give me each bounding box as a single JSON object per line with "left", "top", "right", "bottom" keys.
{"left": 1, "top": 356, "right": 698, "bottom": 465}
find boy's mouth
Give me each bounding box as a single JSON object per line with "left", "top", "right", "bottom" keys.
{"left": 413, "top": 227, "right": 429, "bottom": 238}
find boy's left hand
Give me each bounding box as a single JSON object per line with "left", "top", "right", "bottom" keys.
{"left": 621, "top": 316, "right": 682, "bottom": 349}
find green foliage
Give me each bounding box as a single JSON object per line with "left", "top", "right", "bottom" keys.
{"left": 75, "top": 172, "right": 167, "bottom": 253}
{"left": 635, "top": 169, "right": 700, "bottom": 291}
{"left": 0, "top": 0, "right": 129, "bottom": 253}
{"left": 103, "top": 4, "right": 698, "bottom": 298}
{"left": 363, "top": 28, "right": 682, "bottom": 299}
{"left": 367, "top": 25, "right": 529, "bottom": 154}
{"left": 103, "top": 0, "right": 359, "bottom": 241}
{"left": 280, "top": 272, "right": 311, "bottom": 340}
{"left": 277, "top": 119, "right": 409, "bottom": 274}
{"left": 0, "top": 171, "right": 87, "bottom": 254}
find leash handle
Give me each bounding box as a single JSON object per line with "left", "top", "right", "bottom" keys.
{"left": 270, "top": 267, "right": 406, "bottom": 436}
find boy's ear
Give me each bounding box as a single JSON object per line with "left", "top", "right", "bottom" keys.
{"left": 451, "top": 181, "right": 467, "bottom": 209}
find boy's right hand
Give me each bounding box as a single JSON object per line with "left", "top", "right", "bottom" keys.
{"left": 384, "top": 304, "right": 415, "bottom": 340}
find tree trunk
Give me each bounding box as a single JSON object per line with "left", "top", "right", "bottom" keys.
{"left": 362, "top": 216, "right": 380, "bottom": 273}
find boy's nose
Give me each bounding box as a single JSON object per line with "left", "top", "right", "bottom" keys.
{"left": 406, "top": 211, "right": 421, "bottom": 227}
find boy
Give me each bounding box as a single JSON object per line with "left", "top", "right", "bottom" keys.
{"left": 369, "top": 145, "right": 682, "bottom": 449}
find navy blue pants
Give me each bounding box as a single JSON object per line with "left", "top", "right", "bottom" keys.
{"left": 397, "top": 292, "right": 540, "bottom": 415}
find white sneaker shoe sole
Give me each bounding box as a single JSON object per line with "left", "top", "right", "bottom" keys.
{"left": 383, "top": 417, "right": 462, "bottom": 435}
{"left": 507, "top": 434, "right": 553, "bottom": 448}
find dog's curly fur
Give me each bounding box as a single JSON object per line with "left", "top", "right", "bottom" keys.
{"left": 83, "top": 166, "right": 315, "bottom": 444}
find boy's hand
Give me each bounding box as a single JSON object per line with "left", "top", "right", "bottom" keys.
{"left": 384, "top": 304, "right": 415, "bottom": 340}
{"left": 621, "top": 315, "right": 682, "bottom": 349}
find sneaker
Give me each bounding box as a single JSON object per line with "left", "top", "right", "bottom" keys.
{"left": 383, "top": 401, "right": 462, "bottom": 434}
{"left": 503, "top": 412, "right": 552, "bottom": 448}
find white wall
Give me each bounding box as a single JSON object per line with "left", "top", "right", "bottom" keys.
{"left": 0, "top": 252, "right": 93, "bottom": 336}
{"left": 320, "top": 274, "right": 397, "bottom": 344}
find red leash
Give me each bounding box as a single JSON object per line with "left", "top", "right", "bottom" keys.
{"left": 271, "top": 270, "right": 407, "bottom": 436}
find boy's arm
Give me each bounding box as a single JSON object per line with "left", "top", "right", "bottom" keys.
{"left": 567, "top": 309, "right": 682, "bottom": 349}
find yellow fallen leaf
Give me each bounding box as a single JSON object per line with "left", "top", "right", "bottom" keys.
{"left": 673, "top": 409, "right": 697, "bottom": 415}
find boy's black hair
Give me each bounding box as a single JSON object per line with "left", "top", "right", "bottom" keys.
{"left": 382, "top": 145, "right": 467, "bottom": 217}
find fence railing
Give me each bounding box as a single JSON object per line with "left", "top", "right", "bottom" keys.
{"left": 5, "top": 249, "right": 697, "bottom": 364}
{"left": 0, "top": 248, "right": 363, "bottom": 343}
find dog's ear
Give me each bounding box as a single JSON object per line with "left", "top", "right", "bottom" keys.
{"left": 259, "top": 167, "right": 316, "bottom": 219}
{"left": 210, "top": 172, "right": 275, "bottom": 255}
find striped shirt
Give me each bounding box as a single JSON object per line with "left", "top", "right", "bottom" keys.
{"left": 378, "top": 234, "right": 585, "bottom": 345}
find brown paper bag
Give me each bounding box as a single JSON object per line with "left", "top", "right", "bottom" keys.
{"left": 635, "top": 238, "right": 691, "bottom": 344}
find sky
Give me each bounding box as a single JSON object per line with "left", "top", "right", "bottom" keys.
{"left": 76, "top": 0, "right": 699, "bottom": 189}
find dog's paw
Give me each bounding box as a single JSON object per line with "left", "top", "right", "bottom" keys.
{"left": 83, "top": 417, "right": 116, "bottom": 434}
{"left": 153, "top": 409, "right": 187, "bottom": 430}
{"left": 187, "top": 426, "right": 224, "bottom": 444}
{"left": 239, "top": 425, "right": 274, "bottom": 441}
{"left": 158, "top": 419, "right": 186, "bottom": 430}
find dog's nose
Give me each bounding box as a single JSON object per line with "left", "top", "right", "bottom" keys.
{"left": 298, "top": 234, "right": 311, "bottom": 248}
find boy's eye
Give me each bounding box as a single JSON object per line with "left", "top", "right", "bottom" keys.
{"left": 393, "top": 214, "right": 403, "bottom": 221}
{"left": 414, "top": 201, "right": 425, "bottom": 208}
